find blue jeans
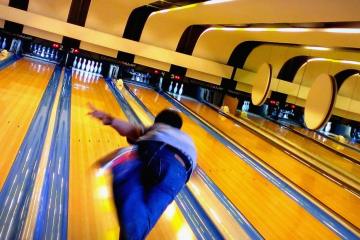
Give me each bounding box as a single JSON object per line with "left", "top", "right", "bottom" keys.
{"left": 112, "top": 142, "right": 190, "bottom": 240}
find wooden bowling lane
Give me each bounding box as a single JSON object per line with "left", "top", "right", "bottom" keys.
{"left": 68, "top": 72, "right": 195, "bottom": 239}
{"left": 182, "top": 99, "right": 360, "bottom": 187}
{"left": 291, "top": 125, "right": 360, "bottom": 157}
{"left": 237, "top": 110, "right": 360, "bottom": 165}
{"left": 127, "top": 84, "right": 341, "bottom": 239}
{"left": 0, "top": 58, "right": 54, "bottom": 189}
{"left": 178, "top": 97, "right": 360, "bottom": 229}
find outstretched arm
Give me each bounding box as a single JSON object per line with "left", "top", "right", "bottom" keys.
{"left": 88, "top": 103, "right": 143, "bottom": 141}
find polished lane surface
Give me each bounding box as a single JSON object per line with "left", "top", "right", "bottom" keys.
{"left": 128, "top": 85, "right": 339, "bottom": 239}
{"left": 237, "top": 110, "right": 360, "bottom": 163}
{"left": 179, "top": 97, "right": 360, "bottom": 229}
{"left": 0, "top": 58, "right": 54, "bottom": 189}
{"left": 68, "top": 72, "right": 194, "bottom": 239}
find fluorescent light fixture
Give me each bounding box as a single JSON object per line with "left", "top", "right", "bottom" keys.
{"left": 276, "top": 28, "right": 310, "bottom": 33}
{"left": 308, "top": 58, "right": 360, "bottom": 66}
{"left": 158, "top": 3, "right": 198, "bottom": 14}
{"left": 323, "top": 28, "right": 360, "bottom": 34}
{"left": 304, "top": 46, "right": 331, "bottom": 51}
{"left": 204, "top": 0, "right": 234, "bottom": 5}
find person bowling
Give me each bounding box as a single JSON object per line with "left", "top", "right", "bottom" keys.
{"left": 89, "top": 104, "right": 197, "bottom": 240}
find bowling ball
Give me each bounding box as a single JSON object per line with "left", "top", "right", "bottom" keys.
{"left": 111, "top": 146, "right": 143, "bottom": 184}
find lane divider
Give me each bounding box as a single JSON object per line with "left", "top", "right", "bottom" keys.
{"left": 33, "top": 68, "right": 72, "bottom": 239}
{"left": 21, "top": 68, "right": 66, "bottom": 239}
{"left": 158, "top": 89, "right": 360, "bottom": 239}
{"left": 0, "top": 66, "right": 62, "bottom": 240}
{"left": 124, "top": 82, "right": 263, "bottom": 240}
{"left": 0, "top": 54, "right": 21, "bottom": 71}
{"left": 106, "top": 79, "right": 225, "bottom": 240}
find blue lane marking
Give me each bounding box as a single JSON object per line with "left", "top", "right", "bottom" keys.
{"left": 158, "top": 90, "right": 359, "bottom": 239}
{"left": 124, "top": 82, "right": 263, "bottom": 240}
{"left": 107, "top": 79, "right": 225, "bottom": 240}
{"left": 0, "top": 54, "right": 20, "bottom": 71}
{"left": 0, "top": 66, "right": 62, "bottom": 240}
{"left": 33, "top": 68, "right": 72, "bottom": 240}
{"left": 175, "top": 187, "right": 224, "bottom": 240}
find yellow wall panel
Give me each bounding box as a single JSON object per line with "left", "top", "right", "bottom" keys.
{"left": 23, "top": 27, "right": 63, "bottom": 43}
{"left": 80, "top": 42, "right": 117, "bottom": 58}
{"left": 84, "top": 1, "right": 153, "bottom": 35}
{"left": 0, "top": 0, "right": 9, "bottom": 28}
{"left": 23, "top": 0, "right": 71, "bottom": 42}
{"left": 335, "top": 95, "right": 351, "bottom": 110}
{"left": 186, "top": 69, "right": 222, "bottom": 85}
{"left": 0, "top": 5, "right": 231, "bottom": 78}
{"left": 234, "top": 68, "right": 254, "bottom": 85}
{"left": 236, "top": 82, "right": 252, "bottom": 93}
{"left": 134, "top": 56, "right": 171, "bottom": 72}
{"left": 349, "top": 99, "right": 360, "bottom": 115}
{"left": 276, "top": 80, "right": 299, "bottom": 96}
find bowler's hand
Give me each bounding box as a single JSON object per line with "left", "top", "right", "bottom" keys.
{"left": 88, "top": 103, "right": 114, "bottom": 125}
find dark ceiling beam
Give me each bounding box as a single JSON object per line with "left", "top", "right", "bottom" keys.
{"left": 62, "top": 0, "right": 92, "bottom": 49}
{"left": 4, "top": 0, "right": 29, "bottom": 34}
{"left": 334, "top": 69, "right": 359, "bottom": 88}
{"left": 169, "top": 25, "right": 210, "bottom": 76}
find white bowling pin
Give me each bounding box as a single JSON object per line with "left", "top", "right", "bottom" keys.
{"left": 168, "top": 81, "right": 173, "bottom": 92}
{"left": 86, "top": 60, "right": 91, "bottom": 72}
{"left": 2, "top": 38, "right": 6, "bottom": 49}
{"left": 46, "top": 47, "right": 50, "bottom": 58}
{"left": 55, "top": 51, "right": 58, "bottom": 60}
{"left": 159, "top": 77, "right": 163, "bottom": 90}
{"left": 82, "top": 59, "right": 87, "bottom": 70}
{"left": 41, "top": 47, "right": 45, "bottom": 57}
{"left": 90, "top": 61, "right": 94, "bottom": 72}
{"left": 94, "top": 62, "right": 98, "bottom": 73}
{"left": 50, "top": 49, "right": 55, "bottom": 59}
{"left": 98, "top": 63, "right": 102, "bottom": 74}
{"left": 173, "top": 83, "right": 178, "bottom": 94}
{"left": 77, "top": 58, "right": 82, "bottom": 69}
{"left": 179, "top": 84, "right": 183, "bottom": 95}
{"left": 73, "top": 56, "right": 78, "bottom": 68}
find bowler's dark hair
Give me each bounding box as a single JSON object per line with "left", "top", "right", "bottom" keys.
{"left": 154, "top": 109, "right": 183, "bottom": 129}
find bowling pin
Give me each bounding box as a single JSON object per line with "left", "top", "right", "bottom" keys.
{"left": 98, "top": 63, "right": 102, "bottom": 74}
{"left": 41, "top": 47, "right": 45, "bottom": 57}
{"left": 2, "top": 38, "right": 6, "bottom": 49}
{"left": 168, "top": 81, "right": 173, "bottom": 92}
{"left": 90, "top": 61, "right": 94, "bottom": 72}
{"left": 86, "top": 60, "right": 91, "bottom": 72}
{"left": 77, "top": 58, "right": 82, "bottom": 69}
{"left": 55, "top": 51, "right": 58, "bottom": 60}
{"left": 173, "top": 83, "right": 178, "bottom": 95}
{"left": 179, "top": 84, "right": 183, "bottom": 96}
{"left": 50, "top": 49, "right": 55, "bottom": 59}
{"left": 159, "top": 77, "right": 163, "bottom": 90}
{"left": 94, "top": 62, "right": 98, "bottom": 73}
{"left": 46, "top": 47, "right": 50, "bottom": 58}
{"left": 82, "top": 59, "right": 87, "bottom": 71}
{"left": 73, "top": 56, "right": 78, "bottom": 68}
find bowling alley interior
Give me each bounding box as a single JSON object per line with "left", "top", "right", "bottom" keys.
{"left": 1, "top": 0, "right": 360, "bottom": 239}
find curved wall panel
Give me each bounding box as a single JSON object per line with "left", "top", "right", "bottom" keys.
{"left": 80, "top": 0, "right": 153, "bottom": 57}
{"left": 139, "top": 0, "right": 360, "bottom": 69}
{"left": 23, "top": 0, "right": 72, "bottom": 42}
